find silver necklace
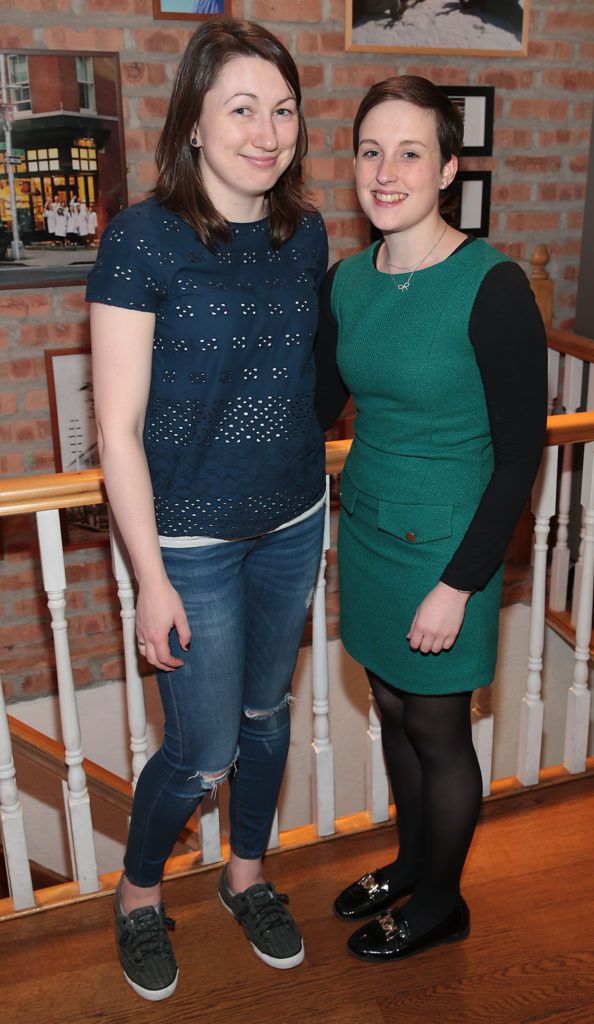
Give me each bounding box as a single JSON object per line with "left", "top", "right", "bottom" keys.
{"left": 385, "top": 223, "right": 447, "bottom": 293}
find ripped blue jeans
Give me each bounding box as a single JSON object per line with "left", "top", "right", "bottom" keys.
{"left": 124, "top": 505, "right": 325, "bottom": 887}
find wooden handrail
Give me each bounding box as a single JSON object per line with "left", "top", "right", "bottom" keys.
{"left": 547, "top": 327, "right": 594, "bottom": 364}
{"left": 9, "top": 715, "right": 133, "bottom": 815}
{"left": 9, "top": 715, "right": 200, "bottom": 850}
{"left": 2, "top": 413, "right": 594, "bottom": 517}
{"left": 546, "top": 411, "right": 594, "bottom": 445}
{"left": 325, "top": 439, "right": 352, "bottom": 475}
{"left": 325, "top": 413, "right": 594, "bottom": 472}
{"left": 0, "top": 468, "right": 106, "bottom": 516}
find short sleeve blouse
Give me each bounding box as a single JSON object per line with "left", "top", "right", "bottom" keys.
{"left": 87, "top": 198, "right": 329, "bottom": 539}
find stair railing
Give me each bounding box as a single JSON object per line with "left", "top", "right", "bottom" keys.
{"left": 2, "top": 412, "right": 594, "bottom": 917}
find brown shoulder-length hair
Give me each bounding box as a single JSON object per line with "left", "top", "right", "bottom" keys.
{"left": 153, "top": 17, "right": 312, "bottom": 251}
{"left": 353, "top": 75, "right": 464, "bottom": 167}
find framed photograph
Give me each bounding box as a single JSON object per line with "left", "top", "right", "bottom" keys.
{"left": 153, "top": 0, "right": 229, "bottom": 19}
{"left": 441, "top": 170, "right": 492, "bottom": 238}
{"left": 45, "top": 347, "right": 109, "bottom": 546}
{"left": 440, "top": 86, "right": 494, "bottom": 156}
{"left": 345, "top": 0, "right": 530, "bottom": 57}
{"left": 0, "top": 49, "right": 127, "bottom": 290}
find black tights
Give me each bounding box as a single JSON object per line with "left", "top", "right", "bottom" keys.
{"left": 368, "top": 670, "right": 483, "bottom": 937}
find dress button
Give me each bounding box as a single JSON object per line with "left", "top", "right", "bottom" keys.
{"left": 406, "top": 531, "right": 416, "bottom": 542}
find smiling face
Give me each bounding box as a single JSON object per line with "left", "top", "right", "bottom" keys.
{"left": 192, "top": 55, "right": 299, "bottom": 222}
{"left": 354, "top": 99, "right": 457, "bottom": 238}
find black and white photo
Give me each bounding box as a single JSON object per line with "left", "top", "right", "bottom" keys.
{"left": 346, "top": 0, "right": 530, "bottom": 57}
{"left": 441, "top": 86, "right": 495, "bottom": 156}
{"left": 441, "top": 170, "right": 492, "bottom": 237}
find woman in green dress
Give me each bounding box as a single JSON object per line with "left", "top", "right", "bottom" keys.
{"left": 315, "top": 76, "right": 548, "bottom": 962}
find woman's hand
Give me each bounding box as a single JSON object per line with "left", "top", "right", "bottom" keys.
{"left": 135, "top": 577, "right": 192, "bottom": 672}
{"left": 407, "top": 581, "right": 471, "bottom": 654}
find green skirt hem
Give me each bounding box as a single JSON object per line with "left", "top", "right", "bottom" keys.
{"left": 341, "top": 637, "right": 495, "bottom": 696}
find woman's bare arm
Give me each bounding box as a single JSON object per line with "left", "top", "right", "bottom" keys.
{"left": 91, "top": 303, "right": 191, "bottom": 671}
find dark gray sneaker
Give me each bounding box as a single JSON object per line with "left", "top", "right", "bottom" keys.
{"left": 114, "top": 878, "right": 179, "bottom": 1001}
{"left": 218, "top": 864, "right": 305, "bottom": 969}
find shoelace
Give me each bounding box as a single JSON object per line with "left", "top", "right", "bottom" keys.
{"left": 239, "top": 888, "right": 292, "bottom": 937}
{"left": 122, "top": 907, "right": 176, "bottom": 963}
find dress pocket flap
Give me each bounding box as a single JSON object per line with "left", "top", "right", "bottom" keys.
{"left": 340, "top": 471, "right": 358, "bottom": 514}
{"left": 377, "top": 502, "right": 453, "bottom": 544}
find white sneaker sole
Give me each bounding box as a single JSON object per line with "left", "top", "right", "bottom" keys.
{"left": 251, "top": 939, "right": 305, "bottom": 970}
{"left": 124, "top": 969, "right": 179, "bottom": 1001}
{"left": 219, "top": 892, "right": 305, "bottom": 969}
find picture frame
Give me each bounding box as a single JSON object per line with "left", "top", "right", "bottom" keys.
{"left": 441, "top": 170, "right": 492, "bottom": 238}
{"left": 45, "top": 347, "right": 109, "bottom": 547}
{"left": 0, "top": 49, "right": 127, "bottom": 290}
{"left": 345, "top": 0, "right": 530, "bottom": 57}
{"left": 440, "top": 86, "right": 494, "bottom": 157}
{"left": 153, "top": 0, "right": 229, "bottom": 19}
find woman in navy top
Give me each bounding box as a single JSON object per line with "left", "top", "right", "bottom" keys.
{"left": 88, "top": 18, "right": 327, "bottom": 1000}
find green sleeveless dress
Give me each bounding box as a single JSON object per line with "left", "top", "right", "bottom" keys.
{"left": 333, "top": 239, "right": 510, "bottom": 694}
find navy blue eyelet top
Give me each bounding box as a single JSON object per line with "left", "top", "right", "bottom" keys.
{"left": 86, "top": 197, "right": 328, "bottom": 539}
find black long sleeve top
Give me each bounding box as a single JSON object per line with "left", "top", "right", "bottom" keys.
{"left": 314, "top": 238, "right": 548, "bottom": 592}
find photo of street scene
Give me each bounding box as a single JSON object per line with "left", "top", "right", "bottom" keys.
{"left": 0, "top": 50, "right": 127, "bottom": 287}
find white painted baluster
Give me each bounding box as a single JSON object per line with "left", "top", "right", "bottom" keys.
{"left": 571, "top": 370, "right": 594, "bottom": 626}
{"left": 517, "top": 446, "right": 559, "bottom": 785}
{"left": 549, "top": 356, "right": 583, "bottom": 610}
{"left": 36, "top": 509, "right": 99, "bottom": 892}
{"left": 108, "top": 511, "right": 149, "bottom": 788}
{"left": 547, "top": 348, "right": 560, "bottom": 414}
{"left": 564, "top": 441, "right": 594, "bottom": 774}
{"left": 571, "top": 525, "right": 586, "bottom": 629}
{"left": 199, "top": 793, "right": 222, "bottom": 865}
{"left": 267, "top": 809, "right": 279, "bottom": 851}
{"left": 311, "top": 479, "right": 335, "bottom": 837}
{"left": 0, "top": 680, "right": 35, "bottom": 910}
{"left": 471, "top": 685, "right": 494, "bottom": 797}
{"left": 366, "top": 694, "right": 389, "bottom": 823}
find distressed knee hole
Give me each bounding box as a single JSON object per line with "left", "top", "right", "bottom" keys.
{"left": 187, "top": 750, "right": 238, "bottom": 795}
{"left": 243, "top": 693, "right": 295, "bottom": 720}
{"left": 202, "top": 767, "right": 229, "bottom": 785}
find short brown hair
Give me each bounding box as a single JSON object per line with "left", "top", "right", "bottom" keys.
{"left": 153, "top": 18, "right": 312, "bottom": 250}
{"left": 353, "top": 75, "right": 464, "bottom": 167}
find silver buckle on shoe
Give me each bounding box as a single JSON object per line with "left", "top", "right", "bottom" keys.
{"left": 359, "top": 873, "right": 380, "bottom": 896}
{"left": 378, "top": 912, "right": 401, "bottom": 941}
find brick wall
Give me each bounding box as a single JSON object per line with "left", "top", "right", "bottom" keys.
{"left": 1, "top": 0, "right": 593, "bottom": 702}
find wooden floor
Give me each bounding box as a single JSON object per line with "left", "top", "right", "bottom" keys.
{"left": 5, "top": 777, "right": 594, "bottom": 1024}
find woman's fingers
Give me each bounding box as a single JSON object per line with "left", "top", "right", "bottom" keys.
{"left": 138, "top": 634, "right": 184, "bottom": 672}
{"left": 174, "top": 609, "right": 192, "bottom": 653}
{"left": 135, "top": 582, "right": 191, "bottom": 670}
{"left": 408, "top": 627, "right": 455, "bottom": 654}
{"left": 407, "top": 583, "right": 469, "bottom": 653}
{"left": 151, "top": 636, "right": 185, "bottom": 671}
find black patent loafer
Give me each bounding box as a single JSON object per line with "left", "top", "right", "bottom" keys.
{"left": 347, "top": 898, "right": 470, "bottom": 962}
{"left": 333, "top": 867, "right": 414, "bottom": 921}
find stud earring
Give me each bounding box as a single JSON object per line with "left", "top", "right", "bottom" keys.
{"left": 440, "top": 180, "right": 447, "bottom": 190}
{"left": 191, "top": 136, "right": 198, "bottom": 147}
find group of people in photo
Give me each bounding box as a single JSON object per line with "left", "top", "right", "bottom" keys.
{"left": 44, "top": 195, "right": 97, "bottom": 247}
{"left": 87, "top": 15, "right": 547, "bottom": 1005}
